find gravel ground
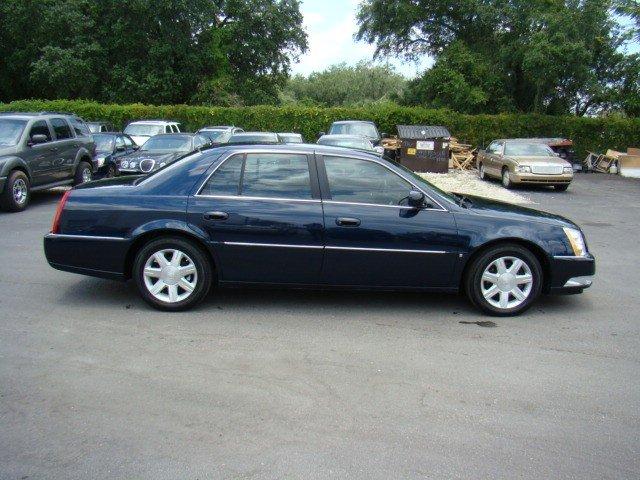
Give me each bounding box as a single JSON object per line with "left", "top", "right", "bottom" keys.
{"left": 419, "top": 170, "right": 533, "bottom": 204}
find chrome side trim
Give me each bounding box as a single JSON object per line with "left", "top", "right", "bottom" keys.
{"left": 322, "top": 200, "right": 446, "bottom": 211}
{"left": 553, "top": 255, "right": 591, "bottom": 260}
{"left": 45, "top": 233, "right": 128, "bottom": 241}
{"left": 223, "top": 241, "right": 322, "bottom": 250}
{"left": 197, "top": 194, "right": 320, "bottom": 204}
{"left": 326, "top": 246, "right": 447, "bottom": 254}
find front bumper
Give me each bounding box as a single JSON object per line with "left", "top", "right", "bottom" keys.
{"left": 511, "top": 172, "right": 573, "bottom": 185}
{"left": 549, "top": 254, "right": 595, "bottom": 294}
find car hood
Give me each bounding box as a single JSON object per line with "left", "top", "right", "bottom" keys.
{"left": 121, "top": 151, "right": 184, "bottom": 163}
{"left": 506, "top": 155, "right": 571, "bottom": 167}
{"left": 460, "top": 194, "right": 578, "bottom": 228}
{"left": 0, "top": 145, "right": 18, "bottom": 157}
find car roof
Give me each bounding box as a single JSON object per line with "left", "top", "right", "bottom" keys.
{"left": 230, "top": 132, "right": 278, "bottom": 138}
{"left": 319, "top": 134, "right": 372, "bottom": 141}
{"left": 127, "top": 120, "right": 179, "bottom": 126}
{"left": 149, "top": 133, "right": 195, "bottom": 138}
{"left": 278, "top": 132, "right": 302, "bottom": 136}
{"left": 330, "top": 120, "right": 376, "bottom": 125}
{"left": 0, "top": 112, "right": 79, "bottom": 120}
{"left": 200, "top": 126, "right": 233, "bottom": 130}
{"left": 205, "top": 143, "right": 380, "bottom": 158}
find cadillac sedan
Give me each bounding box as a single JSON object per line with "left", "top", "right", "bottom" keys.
{"left": 44, "top": 144, "right": 595, "bottom": 316}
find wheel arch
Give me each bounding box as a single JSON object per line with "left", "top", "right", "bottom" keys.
{"left": 460, "top": 238, "right": 552, "bottom": 293}
{"left": 0, "top": 157, "right": 32, "bottom": 183}
{"left": 124, "top": 228, "right": 219, "bottom": 281}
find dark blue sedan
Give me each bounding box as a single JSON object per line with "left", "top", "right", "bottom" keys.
{"left": 44, "top": 144, "right": 595, "bottom": 316}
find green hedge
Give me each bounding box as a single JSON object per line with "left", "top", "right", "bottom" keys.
{"left": 2, "top": 99, "right": 639, "bottom": 158}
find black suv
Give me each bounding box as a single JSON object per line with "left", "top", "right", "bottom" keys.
{"left": 0, "top": 112, "right": 95, "bottom": 212}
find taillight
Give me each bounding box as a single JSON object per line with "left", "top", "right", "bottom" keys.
{"left": 51, "top": 190, "right": 71, "bottom": 234}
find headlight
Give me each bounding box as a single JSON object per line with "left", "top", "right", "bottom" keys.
{"left": 139, "top": 159, "right": 156, "bottom": 173}
{"left": 563, "top": 166, "right": 573, "bottom": 174}
{"left": 563, "top": 227, "right": 587, "bottom": 256}
{"left": 121, "top": 160, "right": 129, "bottom": 169}
{"left": 96, "top": 155, "right": 106, "bottom": 168}
{"left": 515, "top": 165, "right": 531, "bottom": 173}
{"left": 130, "top": 161, "right": 138, "bottom": 169}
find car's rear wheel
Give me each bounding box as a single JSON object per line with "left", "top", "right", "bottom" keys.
{"left": 501, "top": 168, "right": 512, "bottom": 189}
{"left": 554, "top": 184, "right": 569, "bottom": 192}
{"left": 465, "top": 244, "right": 543, "bottom": 316}
{"left": 0, "top": 170, "right": 30, "bottom": 212}
{"left": 133, "top": 237, "right": 213, "bottom": 311}
{"left": 74, "top": 161, "right": 93, "bottom": 185}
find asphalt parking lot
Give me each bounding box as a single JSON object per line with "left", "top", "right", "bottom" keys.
{"left": 1, "top": 174, "right": 639, "bottom": 480}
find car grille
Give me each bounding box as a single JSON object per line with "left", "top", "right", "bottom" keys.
{"left": 531, "top": 165, "right": 563, "bottom": 175}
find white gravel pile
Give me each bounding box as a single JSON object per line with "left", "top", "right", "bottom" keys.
{"left": 418, "top": 170, "right": 533, "bottom": 204}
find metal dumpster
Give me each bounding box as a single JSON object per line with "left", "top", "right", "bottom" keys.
{"left": 397, "top": 125, "right": 451, "bottom": 173}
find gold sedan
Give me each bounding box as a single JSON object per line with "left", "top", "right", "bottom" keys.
{"left": 478, "top": 140, "right": 574, "bottom": 191}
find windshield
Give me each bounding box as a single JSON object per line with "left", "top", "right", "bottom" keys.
{"left": 124, "top": 124, "right": 165, "bottom": 136}
{"left": 0, "top": 119, "right": 27, "bottom": 146}
{"left": 94, "top": 135, "right": 115, "bottom": 152}
{"left": 279, "top": 134, "right": 303, "bottom": 143}
{"left": 229, "top": 134, "right": 278, "bottom": 143}
{"left": 330, "top": 122, "right": 378, "bottom": 139}
{"left": 199, "top": 130, "right": 227, "bottom": 141}
{"left": 319, "top": 137, "right": 372, "bottom": 150}
{"left": 87, "top": 124, "right": 102, "bottom": 133}
{"left": 141, "top": 136, "right": 192, "bottom": 151}
{"left": 504, "top": 143, "right": 554, "bottom": 157}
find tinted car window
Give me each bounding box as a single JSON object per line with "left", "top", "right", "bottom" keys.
{"left": 324, "top": 156, "right": 412, "bottom": 206}
{"left": 50, "top": 118, "right": 73, "bottom": 140}
{"left": 29, "top": 120, "right": 52, "bottom": 142}
{"left": 115, "top": 135, "right": 125, "bottom": 149}
{"left": 242, "top": 153, "right": 311, "bottom": 199}
{"left": 123, "top": 135, "right": 135, "bottom": 148}
{"left": 201, "top": 154, "right": 243, "bottom": 196}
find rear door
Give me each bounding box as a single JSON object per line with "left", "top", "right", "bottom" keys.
{"left": 49, "top": 117, "right": 77, "bottom": 180}
{"left": 187, "top": 150, "right": 325, "bottom": 284}
{"left": 318, "top": 154, "right": 458, "bottom": 288}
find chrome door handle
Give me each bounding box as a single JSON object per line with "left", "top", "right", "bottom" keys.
{"left": 336, "top": 217, "right": 361, "bottom": 227}
{"left": 203, "top": 211, "right": 229, "bottom": 221}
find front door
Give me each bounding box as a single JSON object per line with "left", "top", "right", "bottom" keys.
{"left": 188, "top": 151, "right": 325, "bottom": 284}
{"left": 318, "top": 154, "right": 459, "bottom": 288}
{"left": 23, "top": 120, "right": 57, "bottom": 185}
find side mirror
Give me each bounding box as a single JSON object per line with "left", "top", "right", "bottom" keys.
{"left": 115, "top": 145, "right": 125, "bottom": 152}
{"left": 317, "top": 132, "right": 325, "bottom": 139}
{"left": 408, "top": 190, "right": 425, "bottom": 207}
{"left": 29, "top": 134, "right": 48, "bottom": 145}
{"left": 132, "top": 145, "right": 140, "bottom": 150}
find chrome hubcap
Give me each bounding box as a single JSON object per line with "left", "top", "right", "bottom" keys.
{"left": 479, "top": 165, "right": 484, "bottom": 178}
{"left": 13, "top": 178, "right": 27, "bottom": 205}
{"left": 143, "top": 249, "right": 198, "bottom": 303}
{"left": 502, "top": 171, "right": 510, "bottom": 186}
{"left": 481, "top": 256, "right": 533, "bottom": 310}
{"left": 82, "top": 168, "right": 92, "bottom": 183}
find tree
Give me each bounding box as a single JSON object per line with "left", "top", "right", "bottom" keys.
{"left": 357, "top": 0, "right": 640, "bottom": 116}
{"left": 0, "top": 0, "right": 307, "bottom": 105}
{"left": 281, "top": 62, "right": 407, "bottom": 106}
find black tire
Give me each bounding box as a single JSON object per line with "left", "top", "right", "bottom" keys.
{"left": 105, "top": 163, "right": 117, "bottom": 178}
{"left": 464, "top": 243, "right": 543, "bottom": 317}
{"left": 554, "top": 184, "right": 569, "bottom": 192}
{"left": 74, "top": 161, "right": 93, "bottom": 185}
{"left": 133, "top": 236, "right": 213, "bottom": 311}
{"left": 0, "top": 170, "right": 30, "bottom": 212}
{"left": 501, "top": 168, "right": 512, "bottom": 189}
{"left": 478, "top": 163, "right": 486, "bottom": 180}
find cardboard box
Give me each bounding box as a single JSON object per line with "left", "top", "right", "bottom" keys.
{"left": 619, "top": 154, "right": 640, "bottom": 178}
{"left": 627, "top": 147, "right": 640, "bottom": 156}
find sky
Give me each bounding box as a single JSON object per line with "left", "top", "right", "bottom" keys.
{"left": 291, "top": 0, "right": 639, "bottom": 78}
{"left": 291, "top": 0, "right": 432, "bottom": 78}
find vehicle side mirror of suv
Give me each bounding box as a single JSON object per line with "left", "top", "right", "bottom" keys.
{"left": 408, "top": 190, "right": 426, "bottom": 208}
{"left": 29, "top": 134, "right": 48, "bottom": 145}
{"left": 115, "top": 145, "right": 125, "bottom": 152}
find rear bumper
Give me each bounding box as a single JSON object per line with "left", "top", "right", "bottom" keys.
{"left": 44, "top": 233, "right": 129, "bottom": 280}
{"left": 548, "top": 254, "right": 596, "bottom": 294}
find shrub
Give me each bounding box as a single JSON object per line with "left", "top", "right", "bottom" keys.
{"left": 2, "top": 99, "right": 639, "bottom": 158}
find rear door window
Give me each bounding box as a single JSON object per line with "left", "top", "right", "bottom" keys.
{"left": 50, "top": 118, "right": 73, "bottom": 140}
{"left": 200, "top": 155, "right": 244, "bottom": 196}
{"left": 69, "top": 117, "right": 91, "bottom": 136}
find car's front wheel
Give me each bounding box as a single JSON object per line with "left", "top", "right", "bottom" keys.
{"left": 133, "top": 237, "right": 213, "bottom": 311}
{"left": 478, "top": 163, "right": 486, "bottom": 180}
{"left": 501, "top": 168, "right": 513, "bottom": 189}
{"left": 465, "top": 244, "right": 543, "bottom": 316}
{"left": 0, "top": 170, "right": 30, "bottom": 212}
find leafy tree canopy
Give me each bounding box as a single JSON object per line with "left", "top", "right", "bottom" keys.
{"left": 0, "top": 0, "right": 307, "bottom": 105}
{"left": 281, "top": 61, "right": 407, "bottom": 106}
{"left": 357, "top": 0, "right": 640, "bottom": 116}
